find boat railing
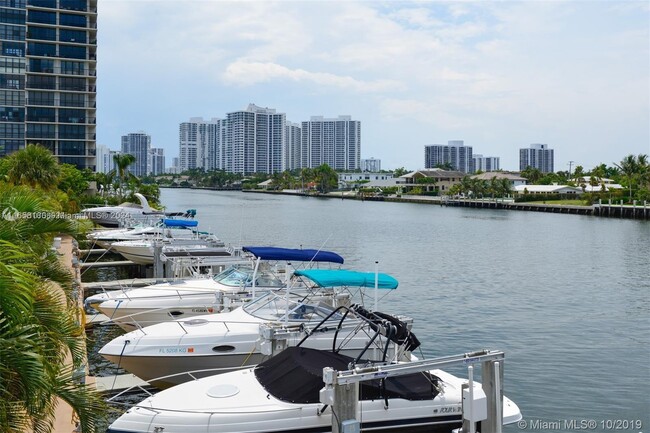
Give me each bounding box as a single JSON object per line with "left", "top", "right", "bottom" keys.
{"left": 105, "top": 364, "right": 259, "bottom": 403}
{"left": 106, "top": 295, "right": 262, "bottom": 333}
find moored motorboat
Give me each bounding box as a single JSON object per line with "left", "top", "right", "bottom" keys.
{"left": 89, "top": 247, "right": 346, "bottom": 330}
{"left": 98, "top": 270, "right": 401, "bottom": 387}
{"left": 106, "top": 320, "right": 522, "bottom": 433}
{"left": 110, "top": 235, "right": 225, "bottom": 265}
{"left": 81, "top": 193, "right": 186, "bottom": 227}
{"left": 87, "top": 218, "right": 203, "bottom": 249}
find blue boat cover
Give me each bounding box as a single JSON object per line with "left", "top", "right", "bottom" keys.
{"left": 294, "top": 269, "right": 398, "bottom": 289}
{"left": 242, "top": 247, "right": 344, "bottom": 264}
{"left": 162, "top": 218, "right": 198, "bottom": 227}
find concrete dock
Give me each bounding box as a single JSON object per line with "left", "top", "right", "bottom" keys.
{"left": 79, "top": 259, "right": 136, "bottom": 269}
{"left": 52, "top": 236, "right": 85, "bottom": 433}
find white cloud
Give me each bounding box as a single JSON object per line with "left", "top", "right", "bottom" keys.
{"left": 96, "top": 1, "right": 649, "bottom": 170}
{"left": 222, "top": 61, "right": 404, "bottom": 93}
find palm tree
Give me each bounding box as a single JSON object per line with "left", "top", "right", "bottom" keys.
{"left": 4, "top": 144, "right": 61, "bottom": 190}
{"left": 0, "top": 184, "right": 106, "bottom": 432}
{"left": 572, "top": 165, "right": 585, "bottom": 183}
{"left": 520, "top": 166, "right": 542, "bottom": 184}
{"left": 459, "top": 176, "right": 473, "bottom": 196}
{"left": 313, "top": 164, "right": 339, "bottom": 193}
{"left": 614, "top": 154, "right": 639, "bottom": 199}
{"left": 499, "top": 178, "right": 512, "bottom": 198}
{"left": 637, "top": 154, "right": 649, "bottom": 190}
{"left": 300, "top": 167, "right": 314, "bottom": 192}
{"left": 111, "top": 153, "right": 136, "bottom": 199}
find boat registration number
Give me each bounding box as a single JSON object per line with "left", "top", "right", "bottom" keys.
{"left": 158, "top": 347, "right": 195, "bottom": 354}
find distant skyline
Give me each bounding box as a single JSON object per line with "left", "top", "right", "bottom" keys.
{"left": 96, "top": 1, "right": 649, "bottom": 171}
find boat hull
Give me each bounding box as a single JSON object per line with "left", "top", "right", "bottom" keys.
{"left": 110, "top": 244, "right": 154, "bottom": 265}
{"left": 106, "top": 364, "right": 522, "bottom": 433}
{"left": 102, "top": 353, "right": 265, "bottom": 388}
{"left": 97, "top": 302, "right": 228, "bottom": 331}
{"left": 101, "top": 338, "right": 376, "bottom": 387}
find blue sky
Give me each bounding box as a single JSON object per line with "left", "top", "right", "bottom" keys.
{"left": 96, "top": 1, "right": 649, "bottom": 171}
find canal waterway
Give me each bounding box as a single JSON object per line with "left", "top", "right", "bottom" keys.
{"left": 158, "top": 188, "right": 649, "bottom": 432}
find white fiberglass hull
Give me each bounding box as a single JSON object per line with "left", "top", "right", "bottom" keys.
{"left": 99, "top": 307, "right": 376, "bottom": 387}
{"left": 106, "top": 366, "right": 522, "bottom": 433}
{"left": 111, "top": 240, "right": 224, "bottom": 265}
{"left": 95, "top": 280, "right": 251, "bottom": 330}
{"left": 109, "top": 242, "right": 155, "bottom": 264}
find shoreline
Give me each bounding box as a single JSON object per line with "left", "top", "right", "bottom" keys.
{"left": 240, "top": 189, "right": 650, "bottom": 220}
{"left": 158, "top": 186, "right": 649, "bottom": 220}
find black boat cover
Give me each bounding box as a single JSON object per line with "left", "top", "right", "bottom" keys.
{"left": 255, "top": 347, "right": 441, "bottom": 404}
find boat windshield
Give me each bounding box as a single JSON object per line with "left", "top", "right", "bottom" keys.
{"left": 213, "top": 266, "right": 284, "bottom": 288}
{"left": 243, "top": 292, "right": 343, "bottom": 322}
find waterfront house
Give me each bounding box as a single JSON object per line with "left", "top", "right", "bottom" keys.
{"left": 470, "top": 172, "right": 527, "bottom": 187}
{"left": 399, "top": 169, "right": 465, "bottom": 194}
{"left": 338, "top": 172, "right": 394, "bottom": 189}
{"left": 513, "top": 184, "right": 583, "bottom": 195}
{"left": 257, "top": 179, "right": 274, "bottom": 190}
{"left": 570, "top": 177, "right": 624, "bottom": 192}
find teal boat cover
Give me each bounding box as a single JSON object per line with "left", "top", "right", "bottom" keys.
{"left": 162, "top": 218, "right": 198, "bottom": 227}
{"left": 294, "top": 269, "right": 398, "bottom": 289}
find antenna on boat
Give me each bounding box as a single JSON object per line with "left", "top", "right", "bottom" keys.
{"left": 284, "top": 262, "right": 292, "bottom": 325}
{"left": 238, "top": 203, "right": 245, "bottom": 248}
{"left": 374, "top": 261, "right": 379, "bottom": 311}
{"left": 251, "top": 256, "right": 261, "bottom": 299}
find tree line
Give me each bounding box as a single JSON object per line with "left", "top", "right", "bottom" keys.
{"left": 0, "top": 144, "right": 107, "bottom": 432}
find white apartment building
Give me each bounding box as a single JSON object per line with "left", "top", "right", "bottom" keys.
{"left": 285, "top": 121, "right": 301, "bottom": 171}
{"left": 361, "top": 157, "right": 381, "bottom": 172}
{"left": 424, "top": 140, "right": 474, "bottom": 173}
{"left": 224, "top": 104, "right": 285, "bottom": 175}
{"left": 519, "top": 143, "right": 554, "bottom": 173}
{"left": 179, "top": 106, "right": 362, "bottom": 175}
{"left": 301, "top": 115, "right": 360, "bottom": 171}
{"left": 148, "top": 147, "right": 165, "bottom": 176}
{"left": 121, "top": 132, "right": 150, "bottom": 177}
{"left": 179, "top": 117, "right": 222, "bottom": 171}
{"left": 95, "top": 143, "right": 114, "bottom": 174}
{"left": 473, "top": 154, "right": 500, "bottom": 172}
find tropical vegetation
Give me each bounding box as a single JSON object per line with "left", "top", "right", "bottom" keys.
{"left": 145, "top": 152, "right": 649, "bottom": 204}
{"left": 517, "top": 153, "right": 649, "bottom": 203}
{"left": 448, "top": 176, "right": 512, "bottom": 199}
{"left": 0, "top": 145, "right": 107, "bottom": 432}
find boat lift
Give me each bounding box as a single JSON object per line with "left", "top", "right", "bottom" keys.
{"left": 320, "top": 349, "right": 505, "bottom": 433}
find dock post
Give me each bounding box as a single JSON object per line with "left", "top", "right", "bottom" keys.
{"left": 322, "top": 367, "right": 359, "bottom": 433}
{"left": 481, "top": 359, "right": 503, "bottom": 433}
{"left": 333, "top": 381, "right": 359, "bottom": 433}
{"left": 164, "top": 257, "right": 174, "bottom": 279}
{"left": 620, "top": 200, "right": 624, "bottom": 218}
{"left": 461, "top": 383, "right": 470, "bottom": 433}
{"left": 153, "top": 241, "right": 163, "bottom": 282}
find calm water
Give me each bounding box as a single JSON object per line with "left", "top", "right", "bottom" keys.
{"left": 158, "top": 188, "right": 649, "bottom": 432}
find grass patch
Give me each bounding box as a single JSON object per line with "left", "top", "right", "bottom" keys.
{"left": 527, "top": 199, "right": 589, "bottom": 206}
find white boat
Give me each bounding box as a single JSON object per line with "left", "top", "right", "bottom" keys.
{"left": 81, "top": 193, "right": 182, "bottom": 228}
{"left": 106, "top": 324, "right": 522, "bottom": 433}
{"left": 93, "top": 266, "right": 285, "bottom": 331}
{"left": 87, "top": 219, "right": 202, "bottom": 249}
{"left": 98, "top": 270, "right": 402, "bottom": 388}
{"left": 110, "top": 235, "right": 225, "bottom": 265}
{"left": 89, "top": 248, "right": 346, "bottom": 330}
